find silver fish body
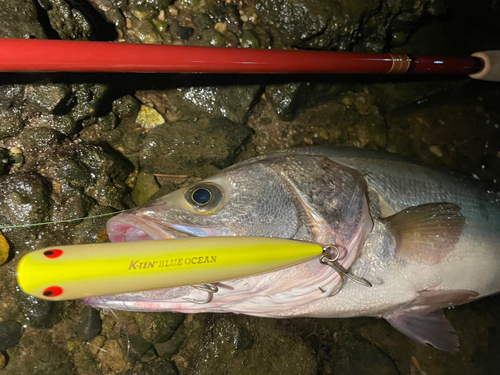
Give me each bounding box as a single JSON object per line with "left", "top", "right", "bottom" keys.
{"left": 89, "top": 147, "right": 500, "bottom": 351}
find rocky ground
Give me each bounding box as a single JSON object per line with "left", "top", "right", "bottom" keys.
{"left": 0, "top": 0, "right": 499, "bottom": 374}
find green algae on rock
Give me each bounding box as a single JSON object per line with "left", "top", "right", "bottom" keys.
{"left": 136, "top": 105, "right": 165, "bottom": 129}
{"left": 132, "top": 171, "right": 160, "bottom": 205}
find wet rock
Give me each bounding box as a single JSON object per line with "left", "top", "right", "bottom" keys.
{"left": 97, "top": 339, "right": 131, "bottom": 373}
{"left": 207, "top": 1, "right": 240, "bottom": 34}
{"left": 332, "top": 332, "right": 398, "bottom": 375}
{"left": 240, "top": 29, "right": 261, "bottom": 49}
{"left": 46, "top": 0, "right": 91, "bottom": 40}
{"left": 0, "top": 108, "right": 24, "bottom": 140}
{"left": 16, "top": 292, "right": 56, "bottom": 328}
{"left": 24, "top": 84, "right": 72, "bottom": 114}
{"left": 164, "top": 85, "right": 262, "bottom": 124}
{"left": 174, "top": 315, "right": 317, "bottom": 375}
{"left": 131, "top": 4, "right": 158, "bottom": 20}
{"left": 134, "top": 19, "right": 163, "bottom": 44}
{"left": 113, "top": 95, "right": 141, "bottom": 120}
{"left": 77, "top": 306, "right": 102, "bottom": 341}
{"left": 0, "top": 0, "right": 46, "bottom": 39}
{"left": 176, "top": 0, "right": 202, "bottom": 9}
{"left": 0, "top": 321, "right": 22, "bottom": 350}
{"left": 136, "top": 105, "right": 165, "bottom": 128}
{"left": 71, "top": 205, "right": 117, "bottom": 244}
{"left": 0, "top": 172, "right": 52, "bottom": 250}
{"left": 154, "top": 361, "right": 179, "bottom": 375}
{"left": 0, "top": 133, "right": 132, "bottom": 248}
{"left": 235, "top": 326, "right": 254, "bottom": 350}
{"left": 3, "top": 329, "right": 73, "bottom": 375}
{"left": 153, "top": 319, "right": 187, "bottom": 359}
{"left": 154, "top": 339, "right": 182, "bottom": 358}
{"left": 145, "top": 0, "right": 175, "bottom": 8}
{"left": 51, "top": 115, "right": 78, "bottom": 136}
{"left": 224, "top": 30, "right": 240, "bottom": 47}
{"left": 254, "top": 0, "right": 340, "bottom": 48}
{"left": 72, "top": 349, "right": 101, "bottom": 375}
{"left": 193, "top": 13, "right": 213, "bottom": 31}
{"left": 252, "top": 0, "right": 435, "bottom": 50}
{"left": 139, "top": 117, "right": 251, "bottom": 176}
{"left": 71, "top": 84, "right": 108, "bottom": 121}
{"left": 0, "top": 85, "right": 24, "bottom": 111}
{"left": 19, "top": 127, "right": 63, "bottom": 152}
{"left": 97, "top": 111, "right": 117, "bottom": 131}
{"left": 128, "top": 333, "right": 156, "bottom": 361}
{"left": 78, "top": 95, "right": 142, "bottom": 146}
{"left": 201, "top": 29, "right": 225, "bottom": 47}
{"left": 386, "top": 84, "right": 500, "bottom": 188}
{"left": 75, "top": 143, "right": 133, "bottom": 210}
{"left": 123, "top": 127, "right": 147, "bottom": 152}
{"left": 132, "top": 172, "right": 160, "bottom": 205}
{"left": 266, "top": 82, "right": 343, "bottom": 121}
{"left": 266, "top": 83, "right": 311, "bottom": 122}
{"left": 247, "top": 90, "right": 386, "bottom": 155}
{"left": 176, "top": 26, "right": 194, "bottom": 40}
{"left": 153, "top": 18, "right": 169, "bottom": 32}
{"left": 135, "top": 312, "right": 185, "bottom": 344}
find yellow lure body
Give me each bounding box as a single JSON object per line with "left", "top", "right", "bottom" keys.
{"left": 17, "top": 237, "right": 323, "bottom": 301}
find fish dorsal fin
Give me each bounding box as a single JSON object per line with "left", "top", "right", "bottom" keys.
{"left": 386, "top": 309, "right": 459, "bottom": 352}
{"left": 384, "top": 203, "right": 465, "bottom": 264}
{"left": 385, "top": 289, "right": 478, "bottom": 353}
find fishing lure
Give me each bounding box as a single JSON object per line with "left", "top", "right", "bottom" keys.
{"left": 17, "top": 237, "right": 325, "bottom": 301}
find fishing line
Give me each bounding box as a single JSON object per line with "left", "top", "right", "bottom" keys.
{"left": 0, "top": 210, "right": 129, "bottom": 230}
{"left": 97, "top": 296, "right": 131, "bottom": 356}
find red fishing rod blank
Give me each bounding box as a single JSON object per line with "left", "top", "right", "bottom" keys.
{"left": 0, "top": 39, "right": 495, "bottom": 80}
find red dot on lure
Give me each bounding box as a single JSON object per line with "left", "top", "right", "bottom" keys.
{"left": 43, "top": 286, "right": 63, "bottom": 297}
{"left": 43, "top": 249, "right": 63, "bottom": 259}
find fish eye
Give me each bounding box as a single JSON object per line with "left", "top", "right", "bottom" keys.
{"left": 191, "top": 188, "right": 212, "bottom": 205}
{"left": 184, "top": 183, "right": 224, "bottom": 213}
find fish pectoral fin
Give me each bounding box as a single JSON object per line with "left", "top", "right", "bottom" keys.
{"left": 385, "top": 309, "right": 459, "bottom": 353}
{"left": 413, "top": 289, "right": 479, "bottom": 308}
{"left": 384, "top": 202, "right": 464, "bottom": 264}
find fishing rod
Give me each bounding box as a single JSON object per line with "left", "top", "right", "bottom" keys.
{"left": 0, "top": 39, "right": 498, "bottom": 81}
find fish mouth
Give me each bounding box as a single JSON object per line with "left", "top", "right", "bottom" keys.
{"left": 107, "top": 215, "right": 191, "bottom": 242}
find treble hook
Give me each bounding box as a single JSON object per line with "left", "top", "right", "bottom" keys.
{"left": 319, "top": 245, "right": 372, "bottom": 296}
{"left": 183, "top": 283, "right": 219, "bottom": 304}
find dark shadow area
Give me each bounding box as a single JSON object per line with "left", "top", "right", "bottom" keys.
{"left": 0, "top": 71, "right": 475, "bottom": 88}
{"left": 32, "top": 0, "right": 60, "bottom": 39}
{"left": 32, "top": 0, "right": 117, "bottom": 41}
{"left": 66, "top": 0, "right": 118, "bottom": 41}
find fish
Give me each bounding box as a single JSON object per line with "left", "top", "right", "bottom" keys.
{"left": 87, "top": 147, "right": 500, "bottom": 352}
